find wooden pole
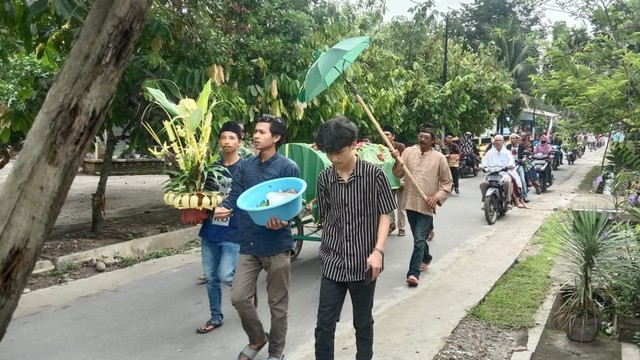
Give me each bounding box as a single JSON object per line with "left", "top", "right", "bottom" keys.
{"left": 351, "top": 92, "right": 429, "bottom": 203}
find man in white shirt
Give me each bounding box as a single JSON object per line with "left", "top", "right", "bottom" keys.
{"left": 480, "top": 135, "right": 515, "bottom": 205}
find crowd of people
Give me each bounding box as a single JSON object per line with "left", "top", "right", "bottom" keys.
{"left": 196, "top": 116, "right": 457, "bottom": 360}
{"left": 194, "top": 116, "right": 602, "bottom": 359}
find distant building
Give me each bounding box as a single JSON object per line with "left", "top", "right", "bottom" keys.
{"left": 518, "top": 108, "right": 558, "bottom": 137}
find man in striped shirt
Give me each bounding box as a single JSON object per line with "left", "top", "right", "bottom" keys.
{"left": 313, "top": 116, "right": 397, "bottom": 360}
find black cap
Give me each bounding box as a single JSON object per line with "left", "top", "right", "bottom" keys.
{"left": 220, "top": 121, "right": 243, "bottom": 139}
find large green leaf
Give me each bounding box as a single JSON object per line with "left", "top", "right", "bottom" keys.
{"left": 196, "top": 79, "right": 212, "bottom": 114}
{"left": 188, "top": 107, "right": 203, "bottom": 133}
{"left": 146, "top": 87, "right": 178, "bottom": 117}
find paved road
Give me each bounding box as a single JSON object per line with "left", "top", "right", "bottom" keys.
{"left": 0, "top": 149, "right": 605, "bottom": 359}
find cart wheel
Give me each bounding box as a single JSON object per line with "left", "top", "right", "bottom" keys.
{"left": 291, "top": 217, "right": 304, "bottom": 261}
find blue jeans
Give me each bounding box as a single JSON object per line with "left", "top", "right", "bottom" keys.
{"left": 201, "top": 240, "right": 240, "bottom": 325}
{"left": 517, "top": 165, "right": 528, "bottom": 199}
{"left": 315, "top": 276, "right": 376, "bottom": 360}
{"left": 406, "top": 210, "right": 433, "bottom": 278}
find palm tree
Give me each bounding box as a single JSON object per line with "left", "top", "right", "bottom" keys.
{"left": 490, "top": 16, "right": 538, "bottom": 133}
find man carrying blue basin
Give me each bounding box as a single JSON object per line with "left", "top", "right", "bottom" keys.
{"left": 213, "top": 114, "right": 300, "bottom": 360}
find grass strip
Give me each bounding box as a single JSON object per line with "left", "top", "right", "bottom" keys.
{"left": 578, "top": 165, "right": 602, "bottom": 192}
{"left": 470, "top": 212, "right": 565, "bottom": 328}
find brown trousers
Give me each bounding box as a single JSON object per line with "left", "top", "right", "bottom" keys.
{"left": 231, "top": 252, "right": 291, "bottom": 358}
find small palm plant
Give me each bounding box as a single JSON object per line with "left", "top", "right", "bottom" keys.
{"left": 554, "top": 208, "right": 627, "bottom": 342}
{"left": 144, "top": 79, "right": 225, "bottom": 210}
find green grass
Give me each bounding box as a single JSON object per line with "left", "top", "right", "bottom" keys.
{"left": 145, "top": 247, "right": 180, "bottom": 259}
{"left": 63, "top": 260, "right": 80, "bottom": 271}
{"left": 118, "top": 256, "right": 139, "bottom": 267}
{"left": 470, "top": 212, "right": 565, "bottom": 329}
{"left": 578, "top": 165, "right": 603, "bottom": 192}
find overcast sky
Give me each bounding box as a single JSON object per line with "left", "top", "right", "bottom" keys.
{"left": 384, "top": 0, "right": 586, "bottom": 28}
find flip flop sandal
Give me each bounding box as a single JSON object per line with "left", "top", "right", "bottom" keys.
{"left": 237, "top": 332, "right": 269, "bottom": 360}
{"left": 267, "top": 355, "right": 285, "bottom": 360}
{"left": 198, "top": 274, "right": 207, "bottom": 284}
{"left": 406, "top": 275, "right": 419, "bottom": 287}
{"left": 196, "top": 320, "right": 222, "bottom": 334}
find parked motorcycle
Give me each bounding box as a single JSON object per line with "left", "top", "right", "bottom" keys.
{"left": 532, "top": 152, "right": 554, "bottom": 192}
{"left": 459, "top": 154, "right": 480, "bottom": 178}
{"left": 482, "top": 166, "right": 510, "bottom": 225}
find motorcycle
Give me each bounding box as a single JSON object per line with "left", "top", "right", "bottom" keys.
{"left": 565, "top": 147, "right": 576, "bottom": 165}
{"left": 532, "top": 152, "right": 554, "bottom": 193}
{"left": 482, "top": 166, "right": 510, "bottom": 225}
{"left": 550, "top": 145, "right": 562, "bottom": 170}
{"left": 459, "top": 153, "right": 480, "bottom": 178}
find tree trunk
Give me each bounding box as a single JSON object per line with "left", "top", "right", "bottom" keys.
{"left": 91, "top": 128, "right": 118, "bottom": 232}
{"left": 0, "top": 0, "right": 153, "bottom": 341}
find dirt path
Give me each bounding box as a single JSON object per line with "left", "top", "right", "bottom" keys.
{"left": 0, "top": 160, "right": 190, "bottom": 257}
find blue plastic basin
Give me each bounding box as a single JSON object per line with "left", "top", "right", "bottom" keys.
{"left": 237, "top": 177, "right": 307, "bottom": 226}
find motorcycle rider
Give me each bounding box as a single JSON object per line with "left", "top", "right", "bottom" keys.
{"left": 534, "top": 135, "right": 554, "bottom": 186}
{"left": 460, "top": 132, "right": 480, "bottom": 172}
{"left": 551, "top": 133, "right": 563, "bottom": 165}
{"left": 587, "top": 133, "right": 597, "bottom": 151}
{"left": 480, "top": 135, "right": 526, "bottom": 209}
{"left": 506, "top": 134, "right": 529, "bottom": 203}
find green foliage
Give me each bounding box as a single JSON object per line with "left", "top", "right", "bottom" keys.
{"left": 553, "top": 209, "right": 630, "bottom": 329}
{"left": 63, "top": 260, "right": 80, "bottom": 271}
{"left": 117, "top": 257, "right": 139, "bottom": 268}
{"left": 471, "top": 212, "right": 564, "bottom": 328}
{"left": 145, "top": 247, "right": 179, "bottom": 259}
{"left": 606, "top": 142, "right": 640, "bottom": 173}
{"left": 579, "top": 166, "right": 604, "bottom": 192}
{"left": 0, "top": 53, "right": 56, "bottom": 144}
{"left": 144, "top": 79, "right": 236, "bottom": 193}
{"left": 449, "top": 0, "right": 544, "bottom": 50}
{"left": 0, "top": 0, "right": 522, "bottom": 155}
{"left": 535, "top": 1, "right": 640, "bottom": 132}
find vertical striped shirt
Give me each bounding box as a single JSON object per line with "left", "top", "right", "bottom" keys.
{"left": 317, "top": 158, "right": 396, "bottom": 282}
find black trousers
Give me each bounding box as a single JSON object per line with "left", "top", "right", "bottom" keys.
{"left": 314, "top": 275, "right": 376, "bottom": 360}
{"left": 450, "top": 166, "right": 459, "bottom": 189}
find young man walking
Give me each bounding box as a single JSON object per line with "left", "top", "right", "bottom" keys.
{"left": 392, "top": 124, "right": 452, "bottom": 287}
{"left": 313, "top": 117, "right": 396, "bottom": 360}
{"left": 197, "top": 121, "right": 247, "bottom": 334}
{"left": 214, "top": 115, "right": 300, "bottom": 360}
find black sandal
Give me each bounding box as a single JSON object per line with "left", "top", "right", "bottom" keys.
{"left": 196, "top": 320, "right": 222, "bottom": 334}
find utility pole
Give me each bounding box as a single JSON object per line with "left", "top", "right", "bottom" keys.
{"left": 442, "top": 15, "right": 449, "bottom": 85}
{"left": 442, "top": 15, "right": 449, "bottom": 137}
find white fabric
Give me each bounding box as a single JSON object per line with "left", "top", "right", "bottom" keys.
{"left": 482, "top": 147, "right": 522, "bottom": 189}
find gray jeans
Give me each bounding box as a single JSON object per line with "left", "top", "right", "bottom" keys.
{"left": 480, "top": 176, "right": 513, "bottom": 203}
{"left": 231, "top": 252, "right": 291, "bottom": 358}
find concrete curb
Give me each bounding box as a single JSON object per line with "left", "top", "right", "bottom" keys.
{"left": 52, "top": 226, "right": 200, "bottom": 269}
{"left": 32, "top": 260, "right": 55, "bottom": 275}
{"left": 510, "top": 283, "right": 562, "bottom": 360}
{"left": 622, "top": 343, "right": 640, "bottom": 360}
